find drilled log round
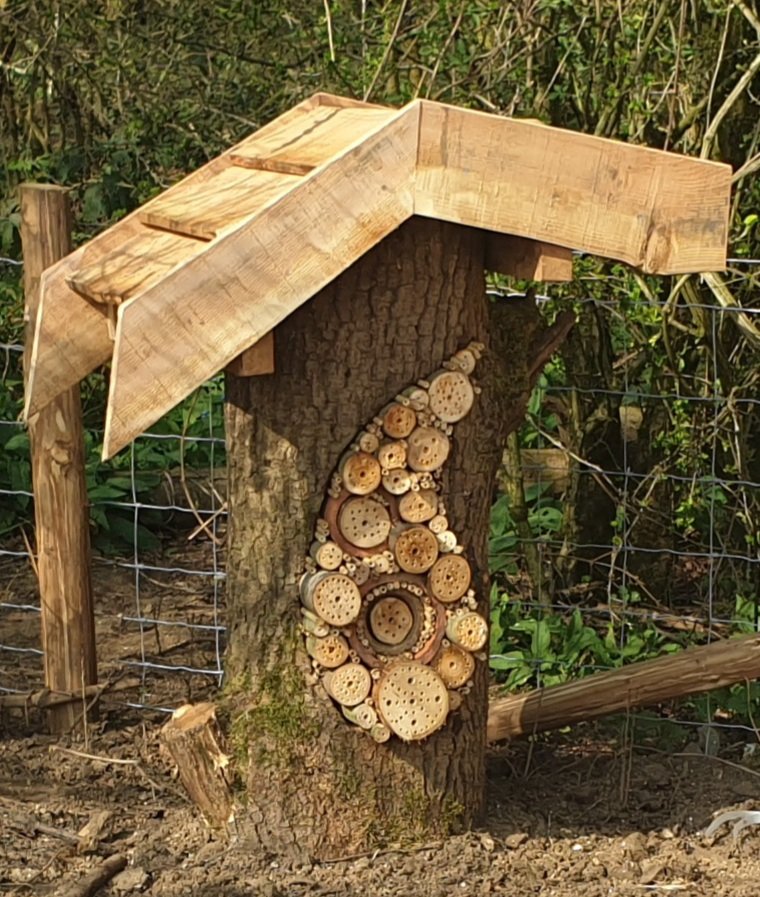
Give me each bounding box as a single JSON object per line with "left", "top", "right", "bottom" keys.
{"left": 392, "top": 526, "right": 439, "bottom": 574}
{"left": 427, "top": 554, "right": 472, "bottom": 603}
{"left": 310, "top": 540, "right": 344, "bottom": 571}
{"left": 370, "top": 723, "right": 391, "bottom": 743}
{"left": 375, "top": 661, "right": 449, "bottom": 741}
{"left": 398, "top": 488, "right": 438, "bottom": 523}
{"left": 337, "top": 496, "right": 392, "bottom": 549}
{"left": 446, "top": 611, "right": 488, "bottom": 652}
{"left": 434, "top": 645, "right": 476, "bottom": 688}
{"left": 428, "top": 370, "right": 475, "bottom": 422}
{"left": 382, "top": 469, "right": 413, "bottom": 495}
{"left": 406, "top": 427, "right": 450, "bottom": 472}
{"left": 428, "top": 514, "right": 448, "bottom": 534}
{"left": 343, "top": 701, "right": 378, "bottom": 730}
{"left": 323, "top": 663, "right": 372, "bottom": 706}
{"left": 382, "top": 403, "right": 417, "bottom": 438}
{"left": 369, "top": 597, "right": 415, "bottom": 646}
{"left": 377, "top": 440, "right": 408, "bottom": 471}
{"left": 306, "top": 633, "right": 350, "bottom": 668}
{"left": 341, "top": 451, "right": 382, "bottom": 495}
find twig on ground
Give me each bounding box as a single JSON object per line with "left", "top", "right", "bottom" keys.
{"left": 55, "top": 854, "right": 127, "bottom": 897}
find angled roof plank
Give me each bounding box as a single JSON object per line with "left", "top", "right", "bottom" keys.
{"left": 102, "top": 103, "right": 420, "bottom": 458}
{"left": 138, "top": 166, "right": 303, "bottom": 240}
{"left": 415, "top": 101, "right": 731, "bottom": 274}
{"left": 23, "top": 93, "right": 363, "bottom": 419}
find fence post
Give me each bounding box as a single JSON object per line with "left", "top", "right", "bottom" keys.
{"left": 20, "top": 184, "right": 97, "bottom": 734}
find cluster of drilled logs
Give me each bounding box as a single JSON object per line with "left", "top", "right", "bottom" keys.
{"left": 300, "top": 343, "right": 488, "bottom": 742}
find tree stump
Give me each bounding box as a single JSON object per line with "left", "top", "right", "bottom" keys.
{"left": 223, "top": 217, "right": 551, "bottom": 861}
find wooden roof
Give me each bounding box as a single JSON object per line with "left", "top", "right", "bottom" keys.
{"left": 24, "top": 93, "right": 731, "bottom": 459}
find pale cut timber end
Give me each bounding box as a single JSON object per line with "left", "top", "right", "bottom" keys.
{"left": 415, "top": 100, "right": 731, "bottom": 274}
{"left": 100, "top": 104, "right": 420, "bottom": 459}
{"left": 226, "top": 332, "right": 276, "bottom": 376}
{"left": 485, "top": 234, "right": 573, "bottom": 282}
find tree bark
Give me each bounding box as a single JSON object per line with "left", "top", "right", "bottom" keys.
{"left": 223, "top": 217, "right": 542, "bottom": 861}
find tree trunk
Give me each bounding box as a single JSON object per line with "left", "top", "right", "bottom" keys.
{"left": 223, "top": 217, "right": 541, "bottom": 861}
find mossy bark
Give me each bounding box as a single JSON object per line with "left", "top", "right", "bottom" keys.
{"left": 223, "top": 217, "right": 542, "bottom": 861}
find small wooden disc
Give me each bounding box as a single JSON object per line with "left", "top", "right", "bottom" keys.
{"left": 406, "top": 427, "right": 450, "bottom": 472}
{"left": 375, "top": 661, "right": 449, "bottom": 741}
{"left": 428, "top": 514, "right": 448, "bottom": 534}
{"left": 312, "top": 574, "right": 362, "bottom": 626}
{"left": 398, "top": 488, "right": 438, "bottom": 523}
{"left": 382, "top": 403, "right": 417, "bottom": 439}
{"left": 369, "top": 597, "right": 415, "bottom": 646}
{"left": 393, "top": 526, "right": 439, "bottom": 574}
{"left": 446, "top": 611, "right": 488, "bottom": 651}
{"left": 311, "top": 540, "right": 344, "bottom": 571}
{"left": 341, "top": 452, "right": 382, "bottom": 495}
{"left": 427, "top": 554, "right": 471, "bottom": 603}
{"left": 338, "top": 497, "right": 392, "bottom": 549}
{"left": 434, "top": 645, "right": 475, "bottom": 688}
{"left": 428, "top": 371, "right": 475, "bottom": 423}
{"left": 306, "top": 633, "right": 350, "bottom": 668}
{"left": 382, "top": 469, "right": 412, "bottom": 495}
{"left": 324, "top": 663, "right": 372, "bottom": 706}
{"left": 377, "top": 441, "right": 407, "bottom": 471}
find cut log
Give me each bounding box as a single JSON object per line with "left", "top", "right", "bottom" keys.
{"left": 160, "top": 703, "right": 234, "bottom": 829}
{"left": 487, "top": 632, "right": 760, "bottom": 742}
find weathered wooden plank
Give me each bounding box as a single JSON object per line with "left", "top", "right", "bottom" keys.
{"left": 20, "top": 184, "right": 96, "bottom": 734}
{"left": 485, "top": 234, "right": 573, "bottom": 281}
{"left": 68, "top": 226, "right": 207, "bottom": 305}
{"left": 139, "top": 166, "right": 301, "bottom": 240}
{"left": 225, "top": 332, "right": 276, "bottom": 376}
{"left": 415, "top": 101, "right": 731, "bottom": 274}
{"left": 102, "top": 104, "right": 420, "bottom": 458}
{"left": 230, "top": 106, "right": 396, "bottom": 175}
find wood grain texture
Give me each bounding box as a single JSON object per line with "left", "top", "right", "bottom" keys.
{"left": 487, "top": 632, "right": 760, "bottom": 742}
{"left": 485, "top": 234, "right": 573, "bottom": 281}
{"left": 230, "top": 105, "right": 396, "bottom": 175}
{"left": 102, "top": 104, "right": 420, "bottom": 458}
{"left": 67, "top": 226, "right": 207, "bottom": 305}
{"left": 415, "top": 101, "right": 731, "bottom": 274}
{"left": 139, "top": 166, "right": 302, "bottom": 240}
{"left": 21, "top": 184, "right": 96, "bottom": 734}
{"left": 225, "top": 331, "right": 275, "bottom": 376}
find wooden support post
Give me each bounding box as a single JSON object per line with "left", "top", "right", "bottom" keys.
{"left": 20, "top": 184, "right": 97, "bottom": 734}
{"left": 485, "top": 234, "right": 573, "bottom": 282}
{"left": 487, "top": 632, "right": 760, "bottom": 743}
{"left": 225, "top": 331, "right": 275, "bottom": 376}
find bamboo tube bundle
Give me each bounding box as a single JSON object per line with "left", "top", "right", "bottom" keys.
{"left": 299, "top": 342, "right": 487, "bottom": 741}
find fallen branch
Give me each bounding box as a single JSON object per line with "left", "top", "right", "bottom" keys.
{"left": 55, "top": 854, "right": 126, "bottom": 897}
{"left": 487, "top": 632, "right": 760, "bottom": 742}
{"left": 0, "top": 677, "right": 140, "bottom": 709}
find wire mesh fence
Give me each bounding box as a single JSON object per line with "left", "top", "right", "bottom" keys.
{"left": 1, "top": 271, "right": 759, "bottom": 747}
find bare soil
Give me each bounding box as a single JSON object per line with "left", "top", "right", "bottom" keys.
{"left": 3, "top": 550, "right": 760, "bottom": 895}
